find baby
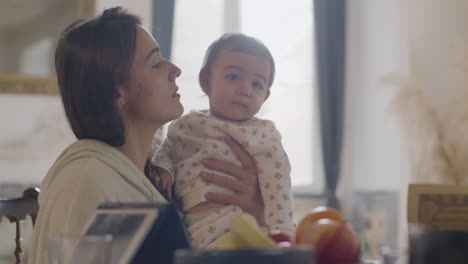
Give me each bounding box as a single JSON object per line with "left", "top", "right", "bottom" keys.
{"left": 151, "top": 33, "right": 294, "bottom": 248}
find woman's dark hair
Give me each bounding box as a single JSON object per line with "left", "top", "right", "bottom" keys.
{"left": 55, "top": 7, "right": 141, "bottom": 146}
{"left": 200, "top": 33, "right": 276, "bottom": 88}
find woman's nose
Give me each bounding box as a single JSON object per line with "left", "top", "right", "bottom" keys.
{"left": 169, "top": 61, "right": 182, "bottom": 81}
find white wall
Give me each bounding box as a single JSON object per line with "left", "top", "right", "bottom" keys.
{"left": 0, "top": 95, "right": 74, "bottom": 184}
{"left": 96, "top": 0, "right": 153, "bottom": 31}
{"left": 401, "top": 0, "right": 468, "bottom": 185}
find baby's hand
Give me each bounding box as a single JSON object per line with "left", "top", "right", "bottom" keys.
{"left": 147, "top": 164, "right": 173, "bottom": 200}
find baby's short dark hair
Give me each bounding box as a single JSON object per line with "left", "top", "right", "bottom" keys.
{"left": 200, "top": 33, "right": 275, "bottom": 88}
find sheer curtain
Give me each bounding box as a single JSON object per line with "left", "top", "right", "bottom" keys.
{"left": 340, "top": 0, "right": 410, "bottom": 257}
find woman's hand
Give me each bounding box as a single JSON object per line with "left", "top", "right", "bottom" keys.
{"left": 200, "top": 135, "right": 266, "bottom": 226}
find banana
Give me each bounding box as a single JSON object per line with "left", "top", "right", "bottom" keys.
{"left": 231, "top": 213, "right": 277, "bottom": 249}
{"left": 211, "top": 213, "right": 277, "bottom": 250}
{"left": 211, "top": 233, "right": 245, "bottom": 250}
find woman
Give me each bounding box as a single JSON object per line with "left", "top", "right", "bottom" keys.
{"left": 29, "top": 7, "right": 265, "bottom": 263}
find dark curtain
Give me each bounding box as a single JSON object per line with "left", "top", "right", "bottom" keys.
{"left": 152, "top": 0, "right": 175, "bottom": 60}
{"left": 314, "top": 0, "right": 346, "bottom": 209}
{"left": 151, "top": 0, "right": 176, "bottom": 145}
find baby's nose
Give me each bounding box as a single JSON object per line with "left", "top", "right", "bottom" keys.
{"left": 237, "top": 83, "right": 251, "bottom": 96}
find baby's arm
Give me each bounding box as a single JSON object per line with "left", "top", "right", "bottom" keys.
{"left": 256, "top": 125, "right": 295, "bottom": 237}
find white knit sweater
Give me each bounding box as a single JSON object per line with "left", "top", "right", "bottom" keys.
{"left": 28, "top": 139, "right": 166, "bottom": 264}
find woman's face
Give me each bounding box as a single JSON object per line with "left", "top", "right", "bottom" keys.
{"left": 120, "top": 25, "right": 183, "bottom": 127}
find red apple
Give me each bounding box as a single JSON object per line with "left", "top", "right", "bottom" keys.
{"left": 297, "top": 218, "right": 361, "bottom": 264}
{"left": 295, "top": 206, "right": 345, "bottom": 244}
{"left": 268, "top": 230, "right": 294, "bottom": 244}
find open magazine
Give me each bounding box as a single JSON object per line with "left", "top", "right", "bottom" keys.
{"left": 407, "top": 184, "right": 468, "bottom": 231}
{"left": 77, "top": 202, "right": 190, "bottom": 264}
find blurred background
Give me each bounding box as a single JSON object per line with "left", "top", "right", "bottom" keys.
{"left": 2, "top": 0, "right": 465, "bottom": 261}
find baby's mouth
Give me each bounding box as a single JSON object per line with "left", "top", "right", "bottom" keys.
{"left": 232, "top": 102, "right": 248, "bottom": 109}
{"left": 171, "top": 87, "right": 180, "bottom": 98}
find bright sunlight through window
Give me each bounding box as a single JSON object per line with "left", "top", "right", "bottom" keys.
{"left": 172, "top": 0, "right": 322, "bottom": 193}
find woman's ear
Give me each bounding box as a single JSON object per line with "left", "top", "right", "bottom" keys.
{"left": 199, "top": 71, "right": 210, "bottom": 94}
{"left": 115, "top": 85, "right": 127, "bottom": 111}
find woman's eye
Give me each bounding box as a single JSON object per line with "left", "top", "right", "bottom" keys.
{"left": 227, "top": 74, "right": 239, "bottom": 80}
{"left": 152, "top": 62, "right": 162, "bottom": 68}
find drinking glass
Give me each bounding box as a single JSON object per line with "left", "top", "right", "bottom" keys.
{"left": 48, "top": 234, "right": 112, "bottom": 264}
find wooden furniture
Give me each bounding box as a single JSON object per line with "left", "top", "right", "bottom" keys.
{"left": 0, "top": 187, "right": 39, "bottom": 264}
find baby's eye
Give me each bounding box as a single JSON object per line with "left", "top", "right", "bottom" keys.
{"left": 252, "top": 82, "right": 264, "bottom": 89}
{"left": 152, "top": 62, "right": 162, "bottom": 68}
{"left": 226, "top": 73, "right": 239, "bottom": 81}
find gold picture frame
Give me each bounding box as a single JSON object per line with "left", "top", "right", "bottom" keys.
{"left": 0, "top": 0, "right": 95, "bottom": 95}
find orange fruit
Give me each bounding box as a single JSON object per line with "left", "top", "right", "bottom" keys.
{"left": 295, "top": 206, "right": 345, "bottom": 244}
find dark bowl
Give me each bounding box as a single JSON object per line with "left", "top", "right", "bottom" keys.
{"left": 173, "top": 246, "right": 315, "bottom": 264}
{"left": 409, "top": 230, "right": 468, "bottom": 264}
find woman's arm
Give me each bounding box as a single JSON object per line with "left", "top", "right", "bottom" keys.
{"left": 200, "top": 135, "right": 266, "bottom": 226}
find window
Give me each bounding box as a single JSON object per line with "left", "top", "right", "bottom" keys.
{"left": 172, "top": 0, "right": 322, "bottom": 193}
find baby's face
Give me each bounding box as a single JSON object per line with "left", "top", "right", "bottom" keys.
{"left": 203, "top": 50, "right": 271, "bottom": 122}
